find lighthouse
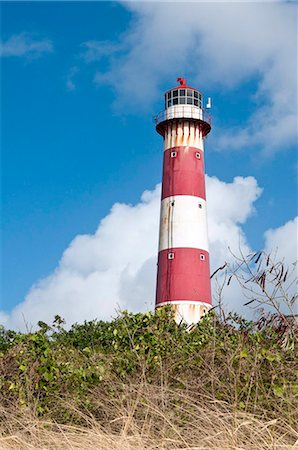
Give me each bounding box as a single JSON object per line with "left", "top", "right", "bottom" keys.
{"left": 155, "top": 78, "right": 212, "bottom": 325}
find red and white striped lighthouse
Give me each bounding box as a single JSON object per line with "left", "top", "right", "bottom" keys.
{"left": 155, "top": 78, "right": 212, "bottom": 325}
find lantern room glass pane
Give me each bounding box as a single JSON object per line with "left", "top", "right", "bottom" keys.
{"left": 167, "top": 92, "right": 172, "bottom": 99}
{"left": 187, "top": 97, "right": 193, "bottom": 104}
{"left": 194, "top": 99, "right": 198, "bottom": 106}
{"left": 179, "top": 97, "right": 186, "bottom": 104}
{"left": 187, "top": 89, "right": 193, "bottom": 96}
{"left": 179, "top": 89, "right": 186, "bottom": 96}
{"left": 173, "top": 98, "right": 178, "bottom": 105}
{"left": 173, "top": 90, "right": 178, "bottom": 97}
{"left": 194, "top": 91, "right": 198, "bottom": 98}
{"left": 168, "top": 100, "right": 172, "bottom": 107}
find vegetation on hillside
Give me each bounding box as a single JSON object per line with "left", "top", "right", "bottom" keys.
{"left": 0, "top": 252, "right": 297, "bottom": 449}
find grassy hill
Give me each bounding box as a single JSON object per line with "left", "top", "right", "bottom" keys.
{"left": 0, "top": 306, "right": 297, "bottom": 449}
{"left": 0, "top": 253, "right": 297, "bottom": 449}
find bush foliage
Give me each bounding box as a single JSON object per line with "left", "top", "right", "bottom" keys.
{"left": 0, "top": 306, "right": 297, "bottom": 427}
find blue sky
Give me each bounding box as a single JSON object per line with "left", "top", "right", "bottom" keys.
{"left": 1, "top": 1, "right": 297, "bottom": 328}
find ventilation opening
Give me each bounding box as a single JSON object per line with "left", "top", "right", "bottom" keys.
{"left": 171, "top": 151, "right": 177, "bottom": 158}
{"left": 168, "top": 252, "right": 175, "bottom": 260}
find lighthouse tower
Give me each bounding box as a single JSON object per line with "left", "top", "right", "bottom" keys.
{"left": 155, "top": 78, "right": 212, "bottom": 325}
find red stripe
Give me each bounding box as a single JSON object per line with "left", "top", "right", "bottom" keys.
{"left": 161, "top": 146, "right": 206, "bottom": 200}
{"left": 156, "top": 248, "right": 211, "bottom": 305}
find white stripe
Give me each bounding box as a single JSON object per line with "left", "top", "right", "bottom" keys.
{"left": 156, "top": 301, "right": 212, "bottom": 325}
{"left": 158, "top": 195, "right": 209, "bottom": 252}
{"left": 157, "top": 301, "right": 211, "bottom": 307}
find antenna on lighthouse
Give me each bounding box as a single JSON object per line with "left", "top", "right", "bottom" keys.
{"left": 177, "top": 77, "right": 186, "bottom": 86}
{"left": 206, "top": 97, "right": 212, "bottom": 109}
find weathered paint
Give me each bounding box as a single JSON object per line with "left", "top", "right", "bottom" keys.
{"left": 163, "top": 121, "right": 204, "bottom": 150}
{"left": 161, "top": 146, "right": 206, "bottom": 200}
{"left": 155, "top": 79, "right": 212, "bottom": 325}
{"left": 156, "top": 301, "right": 211, "bottom": 324}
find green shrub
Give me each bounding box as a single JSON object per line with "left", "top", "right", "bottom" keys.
{"left": 0, "top": 306, "right": 296, "bottom": 425}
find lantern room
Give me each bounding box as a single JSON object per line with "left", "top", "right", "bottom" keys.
{"left": 165, "top": 77, "right": 202, "bottom": 109}
{"left": 154, "top": 77, "right": 211, "bottom": 138}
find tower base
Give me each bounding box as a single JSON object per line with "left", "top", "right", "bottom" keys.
{"left": 156, "top": 301, "right": 211, "bottom": 326}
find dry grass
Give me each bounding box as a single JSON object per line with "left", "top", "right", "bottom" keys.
{"left": 0, "top": 412, "right": 296, "bottom": 450}
{"left": 1, "top": 297, "right": 297, "bottom": 449}
{"left": 1, "top": 383, "right": 297, "bottom": 450}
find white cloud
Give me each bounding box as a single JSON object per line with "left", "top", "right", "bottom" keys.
{"left": 1, "top": 175, "right": 296, "bottom": 331}
{"left": 80, "top": 41, "right": 121, "bottom": 63}
{"left": 263, "top": 217, "right": 298, "bottom": 315}
{"left": 0, "top": 33, "right": 53, "bottom": 58}
{"left": 90, "top": 2, "right": 296, "bottom": 154}
{"left": 206, "top": 176, "right": 262, "bottom": 271}
{"left": 66, "top": 66, "right": 79, "bottom": 91}
{"left": 221, "top": 216, "right": 298, "bottom": 317}
{"left": 264, "top": 217, "right": 298, "bottom": 265}
{"left": 1, "top": 175, "right": 265, "bottom": 330}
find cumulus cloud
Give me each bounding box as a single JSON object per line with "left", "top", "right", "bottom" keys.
{"left": 90, "top": 2, "right": 296, "bottom": 154}
{"left": 264, "top": 217, "right": 298, "bottom": 314}
{"left": 0, "top": 32, "right": 53, "bottom": 58}
{"left": 264, "top": 217, "right": 298, "bottom": 265}
{"left": 1, "top": 175, "right": 265, "bottom": 330}
{"left": 224, "top": 216, "right": 298, "bottom": 317}
{"left": 1, "top": 174, "right": 296, "bottom": 331}
{"left": 206, "top": 176, "right": 262, "bottom": 270}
